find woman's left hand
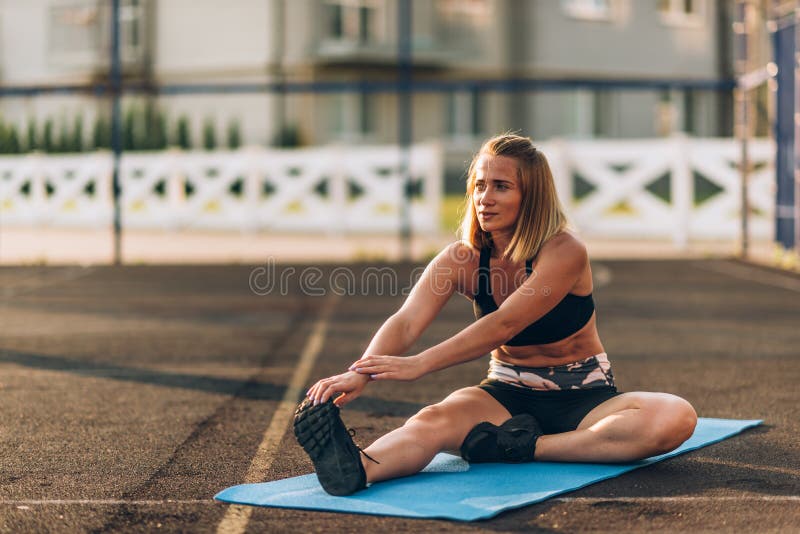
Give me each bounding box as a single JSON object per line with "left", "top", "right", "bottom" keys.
{"left": 350, "top": 354, "right": 427, "bottom": 381}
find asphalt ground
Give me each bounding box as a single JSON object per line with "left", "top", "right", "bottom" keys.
{"left": 0, "top": 259, "right": 798, "bottom": 533}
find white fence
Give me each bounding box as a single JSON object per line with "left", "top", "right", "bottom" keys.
{"left": 0, "top": 144, "right": 443, "bottom": 233}
{"left": 541, "top": 136, "right": 775, "bottom": 244}
{"left": 0, "top": 138, "right": 775, "bottom": 242}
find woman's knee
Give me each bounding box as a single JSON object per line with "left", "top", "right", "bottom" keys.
{"left": 404, "top": 403, "right": 455, "bottom": 433}
{"left": 644, "top": 395, "right": 698, "bottom": 454}
{"left": 401, "top": 387, "right": 511, "bottom": 451}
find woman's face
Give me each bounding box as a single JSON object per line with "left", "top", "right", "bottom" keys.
{"left": 472, "top": 154, "right": 522, "bottom": 235}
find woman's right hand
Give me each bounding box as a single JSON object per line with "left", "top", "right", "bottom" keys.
{"left": 306, "top": 370, "right": 371, "bottom": 407}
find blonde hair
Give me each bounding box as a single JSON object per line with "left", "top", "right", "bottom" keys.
{"left": 459, "top": 133, "right": 569, "bottom": 264}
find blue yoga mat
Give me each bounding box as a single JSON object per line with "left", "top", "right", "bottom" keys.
{"left": 215, "top": 417, "right": 761, "bottom": 521}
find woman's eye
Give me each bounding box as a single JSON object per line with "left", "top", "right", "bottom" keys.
{"left": 475, "top": 183, "right": 486, "bottom": 191}
{"left": 497, "top": 183, "right": 508, "bottom": 190}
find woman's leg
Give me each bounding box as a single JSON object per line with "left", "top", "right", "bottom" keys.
{"left": 534, "top": 392, "right": 698, "bottom": 463}
{"left": 361, "top": 386, "right": 511, "bottom": 483}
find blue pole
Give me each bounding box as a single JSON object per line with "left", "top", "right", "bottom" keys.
{"left": 773, "top": 11, "right": 796, "bottom": 250}
{"left": 398, "top": 0, "right": 412, "bottom": 260}
{"left": 110, "top": 0, "right": 122, "bottom": 264}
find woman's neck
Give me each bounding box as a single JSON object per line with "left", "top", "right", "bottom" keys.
{"left": 489, "top": 231, "right": 513, "bottom": 257}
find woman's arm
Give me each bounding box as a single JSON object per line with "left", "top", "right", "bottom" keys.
{"left": 352, "top": 235, "right": 588, "bottom": 380}
{"left": 306, "top": 242, "right": 469, "bottom": 406}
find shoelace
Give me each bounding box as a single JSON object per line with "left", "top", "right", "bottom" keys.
{"left": 348, "top": 428, "right": 380, "bottom": 464}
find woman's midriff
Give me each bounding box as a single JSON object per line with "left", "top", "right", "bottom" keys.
{"left": 493, "top": 313, "right": 605, "bottom": 368}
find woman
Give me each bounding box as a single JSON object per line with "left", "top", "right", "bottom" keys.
{"left": 294, "top": 133, "right": 698, "bottom": 496}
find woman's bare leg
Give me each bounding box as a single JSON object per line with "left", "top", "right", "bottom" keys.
{"left": 360, "top": 387, "right": 511, "bottom": 483}
{"left": 534, "top": 392, "right": 698, "bottom": 463}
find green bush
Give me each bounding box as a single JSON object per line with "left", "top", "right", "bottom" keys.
{"left": 7, "top": 123, "right": 21, "bottom": 154}
{"left": 92, "top": 115, "right": 111, "bottom": 150}
{"left": 227, "top": 119, "right": 242, "bottom": 149}
{"left": 0, "top": 120, "right": 22, "bottom": 154}
{"left": 42, "top": 119, "right": 55, "bottom": 153}
{"left": 142, "top": 104, "right": 169, "bottom": 150}
{"left": 202, "top": 117, "right": 217, "bottom": 150}
{"left": 175, "top": 115, "right": 192, "bottom": 149}
{"left": 70, "top": 116, "right": 84, "bottom": 152}
{"left": 26, "top": 120, "right": 38, "bottom": 152}
{"left": 271, "top": 124, "right": 301, "bottom": 147}
{"left": 123, "top": 106, "right": 137, "bottom": 151}
{"left": 56, "top": 118, "right": 72, "bottom": 153}
{"left": 152, "top": 109, "right": 168, "bottom": 150}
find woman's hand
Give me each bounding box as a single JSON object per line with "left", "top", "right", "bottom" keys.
{"left": 306, "top": 370, "right": 370, "bottom": 407}
{"left": 350, "top": 354, "right": 428, "bottom": 382}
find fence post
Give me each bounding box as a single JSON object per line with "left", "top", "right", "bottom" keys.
{"left": 242, "top": 146, "right": 260, "bottom": 232}
{"left": 29, "top": 153, "right": 46, "bottom": 226}
{"left": 167, "top": 148, "right": 184, "bottom": 230}
{"left": 329, "top": 146, "right": 347, "bottom": 234}
{"left": 671, "top": 133, "right": 691, "bottom": 249}
{"left": 547, "top": 138, "right": 572, "bottom": 212}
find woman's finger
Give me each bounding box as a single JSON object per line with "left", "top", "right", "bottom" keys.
{"left": 318, "top": 381, "right": 337, "bottom": 404}
{"left": 351, "top": 356, "right": 390, "bottom": 368}
{"left": 369, "top": 372, "right": 395, "bottom": 381}
{"left": 354, "top": 364, "right": 390, "bottom": 375}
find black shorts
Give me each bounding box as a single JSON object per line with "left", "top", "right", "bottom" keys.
{"left": 477, "top": 379, "right": 623, "bottom": 435}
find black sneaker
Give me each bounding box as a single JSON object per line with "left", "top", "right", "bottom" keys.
{"left": 460, "top": 413, "right": 543, "bottom": 463}
{"left": 293, "top": 398, "right": 371, "bottom": 496}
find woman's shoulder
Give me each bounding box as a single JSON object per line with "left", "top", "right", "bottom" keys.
{"left": 422, "top": 241, "right": 480, "bottom": 296}
{"left": 437, "top": 240, "right": 480, "bottom": 267}
{"left": 539, "top": 231, "right": 588, "bottom": 265}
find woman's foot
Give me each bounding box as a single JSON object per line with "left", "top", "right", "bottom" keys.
{"left": 460, "top": 413, "right": 542, "bottom": 463}
{"left": 293, "top": 398, "right": 368, "bottom": 496}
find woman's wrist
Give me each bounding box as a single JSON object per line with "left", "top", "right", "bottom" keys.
{"left": 413, "top": 352, "right": 435, "bottom": 375}
{"left": 349, "top": 369, "right": 372, "bottom": 383}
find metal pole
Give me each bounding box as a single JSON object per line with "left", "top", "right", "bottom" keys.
{"left": 269, "top": 0, "right": 286, "bottom": 145}
{"left": 397, "top": 0, "right": 412, "bottom": 261}
{"left": 734, "top": 0, "right": 752, "bottom": 259}
{"left": 795, "top": 1, "right": 800, "bottom": 253}
{"left": 110, "top": 0, "right": 123, "bottom": 265}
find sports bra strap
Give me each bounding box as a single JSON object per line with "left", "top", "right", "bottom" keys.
{"left": 478, "top": 246, "right": 491, "bottom": 296}
{"left": 481, "top": 247, "right": 534, "bottom": 284}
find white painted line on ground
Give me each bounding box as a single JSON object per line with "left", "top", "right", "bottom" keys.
{"left": 553, "top": 496, "right": 800, "bottom": 503}
{"left": 215, "top": 293, "right": 340, "bottom": 534}
{"left": 1, "top": 266, "right": 96, "bottom": 300}
{"left": 695, "top": 261, "right": 800, "bottom": 293}
{"left": 2, "top": 495, "right": 799, "bottom": 507}
{"left": 1, "top": 500, "right": 211, "bottom": 506}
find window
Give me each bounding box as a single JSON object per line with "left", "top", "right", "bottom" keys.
{"left": 434, "top": 0, "right": 491, "bottom": 53}
{"left": 566, "top": 89, "right": 595, "bottom": 138}
{"left": 119, "top": 0, "right": 143, "bottom": 61}
{"left": 561, "top": 0, "right": 612, "bottom": 21}
{"left": 48, "top": 1, "right": 104, "bottom": 64}
{"left": 329, "top": 92, "right": 376, "bottom": 140}
{"left": 48, "top": 0, "right": 144, "bottom": 67}
{"left": 324, "top": 0, "right": 386, "bottom": 46}
{"left": 436, "top": 0, "right": 491, "bottom": 26}
{"left": 658, "top": 0, "right": 705, "bottom": 26}
{"left": 445, "top": 90, "right": 483, "bottom": 140}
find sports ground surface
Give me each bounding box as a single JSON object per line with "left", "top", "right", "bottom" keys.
{"left": 1, "top": 259, "right": 798, "bottom": 532}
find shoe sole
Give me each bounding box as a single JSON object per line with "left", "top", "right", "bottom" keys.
{"left": 293, "top": 399, "right": 365, "bottom": 496}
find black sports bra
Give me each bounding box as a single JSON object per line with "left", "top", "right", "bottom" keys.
{"left": 472, "top": 246, "right": 595, "bottom": 345}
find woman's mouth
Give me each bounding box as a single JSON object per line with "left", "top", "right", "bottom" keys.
{"left": 479, "top": 212, "right": 497, "bottom": 220}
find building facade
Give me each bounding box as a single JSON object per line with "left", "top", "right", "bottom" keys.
{"left": 0, "top": 0, "right": 734, "bottom": 187}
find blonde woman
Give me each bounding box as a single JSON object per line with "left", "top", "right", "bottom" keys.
{"left": 294, "top": 134, "right": 698, "bottom": 496}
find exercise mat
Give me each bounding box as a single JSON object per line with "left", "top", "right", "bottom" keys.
{"left": 214, "top": 417, "right": 762, "bottom": 521}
